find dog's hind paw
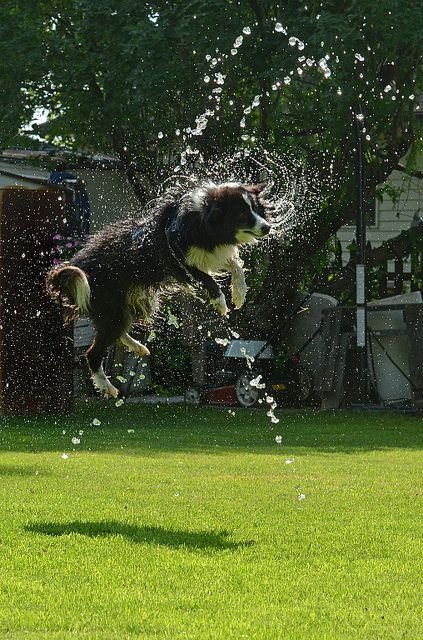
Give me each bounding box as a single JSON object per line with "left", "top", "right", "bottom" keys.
{"left": 104, "top": 385, "right": 119, "bottom": 399}
{"left": 92, "top": 371, "right": 119, "bottom": 398}
{"left": 210, "top": 293, "right": 228, "bottom": 317}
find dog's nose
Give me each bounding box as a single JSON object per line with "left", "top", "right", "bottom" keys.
{"left": 260, "top": 223, "right": 271, "bottom": 236}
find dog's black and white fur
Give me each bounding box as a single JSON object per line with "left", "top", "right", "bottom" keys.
{"left": 46, "top": 182, "right": 271, "bottom": 397}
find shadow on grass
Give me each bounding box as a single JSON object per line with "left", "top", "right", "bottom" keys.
{"left": 0, "top": 464, "right": 48, "bottom": 477}
{"left": 24, "top": 520, "right": 254, "bottom": 552}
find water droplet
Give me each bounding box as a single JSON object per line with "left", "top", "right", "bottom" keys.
{"left": 242, "top": 26, "right": 251, "bottom": 35}
{"left": 92, "top": 418, "right": 101, "bottom": 426}
{"left": 274, "top": 22, "right": 287, "bottom": 34}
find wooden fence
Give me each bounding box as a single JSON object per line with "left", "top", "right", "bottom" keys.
{"left": 341, "top": 237, "right": 423, "bottom": 299}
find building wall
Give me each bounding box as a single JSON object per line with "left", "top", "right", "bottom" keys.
{"left": 77, "top": 168, "right": 141, "bottom": 231}
{"left": 337, "top": 168, "right": 423, "bottom": 265}
{"left": 0, "top": 161, "right": 141, "bottom": 232}
{"left": 0, "top": 161, "right": 47, "bottom": 190}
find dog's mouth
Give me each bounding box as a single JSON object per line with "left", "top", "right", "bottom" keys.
{"left": 244, "top": 230, "right": 261, "bottom": 237}
{"left": 243, "top": 229, "right": 269, "bottom": 239}
{"left": 235, "top": 225, "right": 271, "bottom": 245}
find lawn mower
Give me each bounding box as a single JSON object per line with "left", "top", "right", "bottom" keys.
{"left": 185, "top": 337, "right": 316, "bottom": 408}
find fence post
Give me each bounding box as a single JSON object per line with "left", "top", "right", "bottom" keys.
{"left": 394, "top": 255, "right": 404, "bottom": 294}
{"left": 376, "top": 260, "right": 388, "bottom": 298}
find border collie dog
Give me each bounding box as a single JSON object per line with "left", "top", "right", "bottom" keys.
{"left": 46, "top": 182, "right": 271, "bottom": 397}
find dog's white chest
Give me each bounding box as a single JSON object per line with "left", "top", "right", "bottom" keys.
{"left": 186, "top": 245, "right": 237, "bottom": 274}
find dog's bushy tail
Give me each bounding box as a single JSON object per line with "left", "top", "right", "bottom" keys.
{"left": 46, "top": 265, "right": 91, "bottom": 322}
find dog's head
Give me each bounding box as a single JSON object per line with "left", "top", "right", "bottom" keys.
{"left": 190, "top": 182, "right": 271, "bottom": 245}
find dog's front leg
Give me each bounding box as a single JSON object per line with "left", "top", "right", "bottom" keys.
{"left": 227, "top": 256, "right": 247, "bottom": 309}
{"left": 185, "top": 266, "right": 228, "bottom": 316}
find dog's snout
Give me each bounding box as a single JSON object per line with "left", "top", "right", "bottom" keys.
{"left": 261, "top": 222, "right": 271, "bottom": 236}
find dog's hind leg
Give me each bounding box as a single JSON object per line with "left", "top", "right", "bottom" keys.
{"left": 86, "top": 332, "right": 120, "bottom": 398}
{"left": 120, "top": 333, "right": 150, "bottom": 357}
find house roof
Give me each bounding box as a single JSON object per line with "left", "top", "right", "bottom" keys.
{"left": 0, "top": 147, "right": 120, "bottom": 169}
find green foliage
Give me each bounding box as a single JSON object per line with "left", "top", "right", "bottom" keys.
{"left": 148, "top": 302, "right": 192, "bottom": 394}
{"left": 0, "top": 1, "right": 46, "bottom": 147}
{"left": 2, "top": 1, "right": 421, "bottom": 177}
{"left": 298, "top": 236, "right": 343, "bottom": 291}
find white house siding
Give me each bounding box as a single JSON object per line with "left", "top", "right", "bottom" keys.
{"left": 337, "top": 168, "right": 423, "bottom": 267}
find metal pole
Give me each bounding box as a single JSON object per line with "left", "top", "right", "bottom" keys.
{"left": 355, "top": 108, "right": 369, "bottom": 403}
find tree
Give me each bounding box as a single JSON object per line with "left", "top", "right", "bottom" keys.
{"left": 1, "top": 0, "right": 422, "bottom": 329}
{"left": 0, "top": 1, "right": 46, "bottom": 148}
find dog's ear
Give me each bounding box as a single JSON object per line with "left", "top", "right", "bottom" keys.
{"left": 243, "top": 183, "right": 266, "bottom": 196}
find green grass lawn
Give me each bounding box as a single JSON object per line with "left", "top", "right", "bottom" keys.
{"left": 0, "top": 402, "right": 421, "bottom": 639}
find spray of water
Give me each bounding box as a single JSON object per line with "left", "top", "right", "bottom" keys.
{"left": 64, "top": 19, "right": 323, "bottom": 509}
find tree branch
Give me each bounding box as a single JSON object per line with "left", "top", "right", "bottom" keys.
{"left": 395, "top": 164, "right": 423, "bottom": 180}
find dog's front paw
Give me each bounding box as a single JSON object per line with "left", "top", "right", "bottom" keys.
{"left": 231, "top": 279, "right": 247, "bottom": 309}
{"left": 210, "top": 292, "right": 228, "bottom": 316}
